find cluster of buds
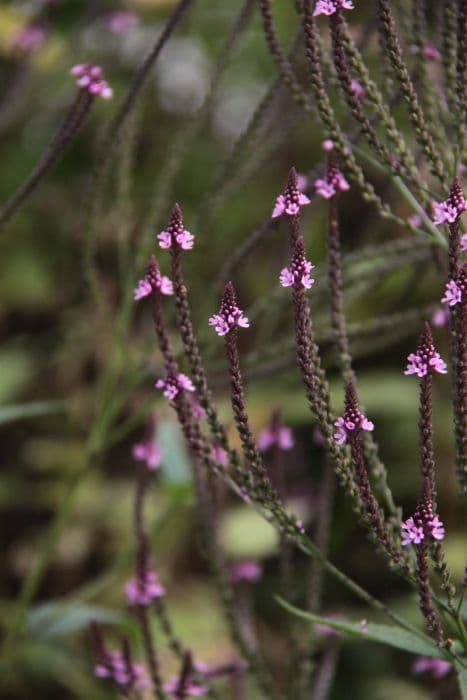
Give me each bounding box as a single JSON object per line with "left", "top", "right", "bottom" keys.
{"left": 272, "top": 168, "right": 310, "bottom": 218}
{"left": 404, "top": 323, "right": 447, "bottom": 377}
{"left": 70, "top": 64, "right": 113, "bottom": 99}
{"left": 441, "top": 262, "right": 467, "bottom": 307}
{"left": 209, "top": 282, "right": 250, "bottom": 336}
{"left": 279, "top": 235, "right": 315, "bottom": 290}
{"left": 132, "top": 437, "right": 162, "bottom": 471}
{"left": 125, "top": 567, "right": 166, "bottom": 606}
{"left": 334, "top": 382, "right": 374, "bottom": 445}
{"left": 157, "top": 203, "right": 194, "bottom": 250}
{"left": 134, "top": 255, "right": 173, "bottom": 300}
{"left": 432, "top": 178, "right": 467, "bottom": 225}
{"left": 313, "top": 0, "right": 354, "bottom": 17}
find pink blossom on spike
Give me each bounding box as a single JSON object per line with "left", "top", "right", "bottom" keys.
{"left": 408, "top": 213, "right": 423, "bottom": 228}
{"left": 134, "top": 256, "right": 173, "bottom": 300}
{"left": 313, "top": 0, "right": 354, "bottom": 16}
{"left": 314, "top": 162, "right": 350, "bottom": 199}
{"left": 209, "top": 282, "right": 249, "bottom": 336}
{"left": 95, "top": 651, "right": 151, "bottom": 691}
{"left": 431, "top": 307, "right": 450, "bottom": 328}
{"left": 422, "top": 44, "right": 441, "bottom": 62}
{"left": 432, "top": 179, "right": 467, "bottom": 225}
{"left": 272, "top": 168, "right": 310, "bottom": 218}
{"left": 70, "top": 63, "right": 113, "bottom": 99}
{"left": 442, "top": 265, "right": 466, "bottom": 307}
{"left": 164, "top": 677, "right": 209, "bottom": 698}
{"left": 280, "top": 235, "right": 315, "bottom": 290}
{"left": 401, "top": 481, "right": 445, "bottom": 547}
{"left": 404, "top": 324, "right": 447, "bottom": 377}
{"left": 350, "top": 79, "right": 365, "bottom": 97}
{"left": 230, "top": 560, "right": 262, "bottom": 583}
{"left": 157, "top": 204, "right": 194, "bottom": 250}
{"left": 125, "top": 568, "right": 166, "bottom": 606}
{"left": 322, "top": 139, "right": 335, "bottom": 152}
{"left": 258, "top": 423, "right": 294, "bottom": 451}
{"left": 155, "top": 373, "right": 195, "bottom": 399}
{"left": 212, "top": 444, "right": 229, "bottom": 467}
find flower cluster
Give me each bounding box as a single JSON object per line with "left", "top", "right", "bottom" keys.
{"left": 314, "top": 162, "right": 350, "bottom": 199}
{"left": 70, "top": 64, "right": 113, "bottom": 99}
{"left": 272, "top": 167, "right": 310, "bottom": 218}
{"left": 95, "top": 650, "right": 151, "bottom": 691}
{"left": 132, "top": 438, "right": 162, "bottom": 471}
{"left": 134, "top": 255, "right": 173, "bottom": 300}
{"left": 334, "top": 382, "right": 374, "bottom": 445}
{"left": 412, "top": 656, "right": 451, "bottom": 679}
{"left": 155, "top": 373, "right": 195, "bottom": 399}
{"left": 158, "top": 203, "right": 194, "bottom": 250}
{"left": 209, "top": 282, "right": 249, "bottom": 336}
{"left": 313, "top": 0, "right": 354, "bottom": 17}
{"left": 125, "top": 567, "right": 166, "bottom": 606}
{"left": 404, "top": 323, "right": 447, "bottom": 377}
{"left": 441, "top": 263, "right": 466, "bottom": 307}
{"left": 401, "top": 485, "right": 445, "bottom": 546}
{"left": 10, "top": 24, "right": 46, "bottom": 54}
{"left": 258, "top": 410, "right": 294, "bottom": 451}
{"left": 280, "top": 235, "right": 315, "bottom": 290}
{"left": 432, "top": 178, "right": 467, "bottom": 225}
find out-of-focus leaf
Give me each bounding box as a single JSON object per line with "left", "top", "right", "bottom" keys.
{"left": 27, "top": 601, "right": 121, "bottom": 640}
{"left": 277, "top": 598, "right": 444, "bottom": 658}
{"left": 0, "top": 399, "right": 66, "bottom": 425}
{"left": 0, "top": 348, "right": 35, "bottom": 403}
{"left": 220, "top": 504, "right": 277, "bottom": 558}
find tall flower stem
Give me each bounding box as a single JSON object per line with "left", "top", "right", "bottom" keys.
{"left": 0, "top": 89, "right": 93, "bottom": 229}
{"left": 416, "top": 540, "right": 446, "bottom": 645}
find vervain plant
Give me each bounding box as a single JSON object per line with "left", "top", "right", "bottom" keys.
{"left": 1, "top": 1, "right": 466, "bottom": 699}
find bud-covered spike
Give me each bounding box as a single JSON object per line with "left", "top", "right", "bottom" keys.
{"left": 279, "top": 235, "right": 315, "bottom": 289}
{"left": 209, "top": 282, "right": 250, "bottom": 336}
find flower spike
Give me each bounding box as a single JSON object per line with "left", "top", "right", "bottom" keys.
{"left": 314, "top": 159, "right": 350, "bottom": 199}
{"left": 155, "top": 373, "right": 195, "bottom": 399}
{"left": 209, "top": 282, "right": 249, "bottom": 336}
{"left": 157, "top": 203, "right": 194, "bottom": 250}
{"left": 134, "top": 256, "right": 173, "bottom": 300}
{"left": 441, "top": 262, "right": 467, "bottom": 307}
{"left": 272, "top": 167, "right": 310, "bottom": 218}
{"left": 334, "top": 381, "right": 374, "bottom": 445}
{"left": 280, "top": 235, "right": 315, "bottom": 290}
{"left": 313, "top": 0, "right": 354, "bottom": 17}
{"left": 432, "top": 177, "right": 467, "bottom": 225}
{"left": 401, "top": 477, "right": 445, "bottom": 546}
{"left": 404, "top": 322, "right": 447, "bottom": 377}
{"left": 70, "top": 64, "right": 113, "bottom": 99}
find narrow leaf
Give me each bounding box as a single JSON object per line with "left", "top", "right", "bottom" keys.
{"left": 277, "top": 597, "right": 444, "bottom": 659}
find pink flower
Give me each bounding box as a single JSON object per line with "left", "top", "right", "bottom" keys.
{"left": 350, "top": 79, "right": 365, "bottom": 98}
{"left": 408, "top": 213, "right": 423, "bottom": 228}
{"left": 70, "top": 63, "right": 113, "bottom": 99}
{"left": 314, "top": 162, "right": 350, "bottom": 199}
{"left": 132, "top": 439, "right": 162, "bottom": 471}
{"left": 422, "top": 44, "right": 442, "bottom": 62}
{"left": 125, "top": 568, "right": 166, "bottom": 606}
{"left": 95, "top": 651, "right": 151, "bottom": 691}
{"left": 322, "top": 139, "right": 335, "bottom": 152}
{"left": 431, "top": 307, "right": 450, "bottom": 328}
{"left": 272, "top": 167, "right": 310, "bottom": 218}
{"left": 258, "top": 409, "right": 294, "bottom": 451}
{"left": 155, "top": 373, "right": 195, "bottom": 399}
{"left": 209, "top": 281, "right": 249, "bottom": 336}
{"left": 134, "top": 256, "right": 173, "bottom": 300}
{"left": 212, "top": 444, "right": 229, "bottom": 467}
{"left": 412, "top": 656, "right": 451, "bottom": 679}
{"left": 164, "top": 677, "right": 209, "bottom": 698}
{"left": 404, "top": 322, "right": 447, "bottom": 377}
{"left": 105, "top": 10, "right": 139, "bottom": 35}
{"left": 402, "top": 479, "right": 445, "bottom": 546}
{"left": 313, "top": 0, "right": 354, "bottom": 16}
{"left": 230, "top": 560, "right": 262, "bottom": 583}
{"left": 333, "top": 383, "right": 374, "bottom": 445}
{"left": 10, "top": 24, "right": 46, "bottom": 53}
{"left": 441, "top": 264, "right": 466, "bottom": 307}
{"left": 157, "top": 203, "right": 194, "bottom": 250}
{"left": 432, "top": 178, "right": 467, "bottom": 225}
{"left": 280, "top": 235, "right": 315, "bottom": 290}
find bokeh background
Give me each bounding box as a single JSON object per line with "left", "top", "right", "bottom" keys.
{"left": 0, "top": 1, "right": 464, "bottom": 698}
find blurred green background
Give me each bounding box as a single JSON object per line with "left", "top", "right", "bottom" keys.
{"left": 0, "top": 1, "right": 464, "bottom": 698}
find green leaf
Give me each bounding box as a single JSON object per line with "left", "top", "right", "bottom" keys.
{"left": 27, "top": 601, "right": 121, "bottom": 640}
{"left": 457, "top": 663, "right": 467, "bottom": 700}
{"left": 277, "top": 597, "right": 445, "bottom": 659}
{"left": 0, "top": 400, "right": 67, "bottom": 426}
